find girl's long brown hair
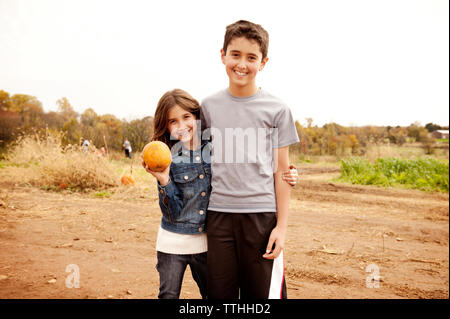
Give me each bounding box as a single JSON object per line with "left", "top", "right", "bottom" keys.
{"left": 152, "top": 89, "right": 201, "bottom": 148}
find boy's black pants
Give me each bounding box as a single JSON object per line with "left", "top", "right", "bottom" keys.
{"left": 206, "top": 210, "right": 287, "bottom": 299}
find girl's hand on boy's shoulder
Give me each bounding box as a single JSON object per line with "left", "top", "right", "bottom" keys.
{"left": 282, "top": 165, "right": 298, "bottom": 187}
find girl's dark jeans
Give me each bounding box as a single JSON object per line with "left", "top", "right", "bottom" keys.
{"left": 156, "top": 251, "right": 207, "bottom": 299}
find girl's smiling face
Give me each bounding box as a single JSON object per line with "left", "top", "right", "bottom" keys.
{"left": 167, "top": 104, "right": 198, "bottom": 149}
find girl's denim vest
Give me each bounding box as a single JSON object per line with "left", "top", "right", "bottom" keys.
{"left": 157, "top": 142, "right": 211, "bottom": 234}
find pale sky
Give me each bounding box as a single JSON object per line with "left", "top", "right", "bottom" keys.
{"left": 1, "top": 0, "right": 448, "bottom": 127}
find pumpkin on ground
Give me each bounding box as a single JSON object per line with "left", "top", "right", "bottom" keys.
{"left": 142, "top": 141, "right": 172, "bottom": 172}
{"left": 121, "top": 174, "right": 135, "bottom": 186}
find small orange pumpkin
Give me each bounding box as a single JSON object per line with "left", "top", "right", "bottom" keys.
{"left": 121, "top": 174, "right": 135, "bottom": 186}
{"left": 142, "top": 141, "right": 172, "bottom": 172}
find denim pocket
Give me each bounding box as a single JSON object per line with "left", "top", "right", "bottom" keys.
{"left": 173, "top": 169, "right": 199, "bottom": 201}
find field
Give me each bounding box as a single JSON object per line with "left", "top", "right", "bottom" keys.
{"left": 0, "top": 154, "right": 448, "bottom": 299}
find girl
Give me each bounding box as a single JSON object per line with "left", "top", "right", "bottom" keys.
{"left": 142, "top": 88, "right": 297, "bottom": 299}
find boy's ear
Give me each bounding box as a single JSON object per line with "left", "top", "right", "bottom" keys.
{"left": 220, "top": 49, "right": 226, "bottom": 64}
{"left": 259, "top": 57, "right": 269, "bottom": 71}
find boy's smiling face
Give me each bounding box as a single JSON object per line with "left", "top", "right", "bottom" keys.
{"left": 221, "top": 37, "right": 268, "bottom": 97}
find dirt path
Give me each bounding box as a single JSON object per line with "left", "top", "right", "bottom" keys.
{"left": 0, "top": 168, "right": 448, "bottom": 299}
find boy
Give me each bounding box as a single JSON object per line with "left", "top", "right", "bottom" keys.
{"left": 201, "top": 20, "right": 299, "bottom": 299}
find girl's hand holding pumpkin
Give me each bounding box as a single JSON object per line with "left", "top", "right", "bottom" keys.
{"left": 141, "top": 158, "right": 171, "bottom": 186}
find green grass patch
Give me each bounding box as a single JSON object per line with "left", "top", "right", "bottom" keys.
{"left": 40, "top": 185, "right": 58, "bottom": 192}
{"left": 0, "top": 160, "right": 34, "bottom": 168}
{"left": 94, "top": 191, "right": 113, "bottom": 198}
{"left": 337, "top": 157, "right": 449, "bottom": 192}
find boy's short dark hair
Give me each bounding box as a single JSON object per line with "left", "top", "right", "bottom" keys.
{"left": 223, "top": 20, "right": 269, "bottom": 60}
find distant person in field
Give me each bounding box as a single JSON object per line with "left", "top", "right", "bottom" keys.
{"left": 82, "top": 139, "right": 90, "bottom": 152}
{"left": 142, "top": 88, "right": 299, "bottom": 299}
{"left": 96, "top": 146, "right": 106, "bottom": 157}
{"left": 200, "top": 20, "right": 299, "bottom": 299}
{"left": 123, "top": 138, "right": 132, "bottom": 159}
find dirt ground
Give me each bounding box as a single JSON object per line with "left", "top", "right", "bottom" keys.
{"left": 0, "top": 166, "right": 448, "bottom": 299}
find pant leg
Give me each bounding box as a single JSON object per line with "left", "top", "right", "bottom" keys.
{"left": 188, "top": 252, "right": 208, "bottom": 299}
{"left": 156, "top": 251, "right": 188, "bottom": 299}
{"left": 206, "top": 211, "right": 239, "bottom": 299}
{"left": 236, "top": 212, "right": 287, "bottom": 299}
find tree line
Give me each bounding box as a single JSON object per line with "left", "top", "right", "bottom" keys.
{"left": 291, "top": 118, "right": 448, "bottom": 157}
{"left": 0, "top": 90, "right": 153, "bottom": 155}
{"left": 1, "top": 89, "right": 448, "bottom": 157}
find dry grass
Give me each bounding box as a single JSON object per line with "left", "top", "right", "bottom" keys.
{"left": 4, "top": 133, "right": 119, "bottom": 191}
{"left": 365, "top": 144, "right": 421, "bottom": 162}
{"left": 1, "top": 132, "right": 160, "bottom": 200}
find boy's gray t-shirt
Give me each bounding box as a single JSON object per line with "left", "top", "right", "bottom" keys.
{"left": 200, "top": 88, "right": 299, "bottom": 213}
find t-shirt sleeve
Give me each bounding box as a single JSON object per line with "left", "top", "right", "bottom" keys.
{"left": 200, "top": 102, "right": 211, "bottom": 142}
{"left": 200, "top": 103, "right": 211, "bottom": 129}
{"left": 274, "top": 105, "right": 300, "bottom": 148}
